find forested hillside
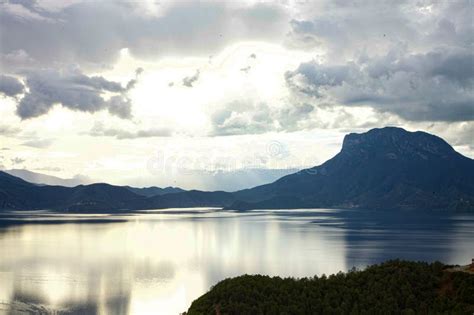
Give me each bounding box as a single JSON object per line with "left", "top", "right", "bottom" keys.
{"left": 187, "top": 260, "right": 474, "bottom": 314}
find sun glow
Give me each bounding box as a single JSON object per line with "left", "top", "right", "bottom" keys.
{"left": 104, "top": 42, "right": 315, "bottom": 136}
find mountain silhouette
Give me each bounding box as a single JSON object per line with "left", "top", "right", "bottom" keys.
{"left": 0, "top": 171, "right": 144, "bottom": 211}
{"left": 1, "top": 127, "right": 473, "bottom": 211}
{"left": 4, "top": 169, "right": 91, "bottom": 187}
{"left": 231, "top": 127, "right": 474, "bottom": 211}
{"left": 125, "top": 186, "right": 185, "bottom": 197}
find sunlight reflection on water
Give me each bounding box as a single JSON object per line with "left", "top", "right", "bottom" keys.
{"left": 0, "top": 208, "right": 473, "bottom": 314}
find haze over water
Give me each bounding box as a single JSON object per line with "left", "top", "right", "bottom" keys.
{"left": 0, "top": 208, "right": 473, "bottom": 314}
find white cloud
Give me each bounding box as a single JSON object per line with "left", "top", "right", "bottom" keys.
{"left": 0, "top": 125, "right": 20, "bottom": 137}
{"left": 210, "top": 100, "right": 314, "bottom": 136}
{"left": 21, "top": 138, "right": 54, "bottom": 148}
{"left": 89, "top": 122, "right": 172, "bottom": 139}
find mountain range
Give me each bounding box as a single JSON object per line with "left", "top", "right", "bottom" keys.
{"left": 124, "top": 186, "right": 185, "bottom": 197}
{"left": 4, "top": 169, "right": 91, "bottom": 187}
{"left": 1, "top": 127, "right": 473, "bottom": 212}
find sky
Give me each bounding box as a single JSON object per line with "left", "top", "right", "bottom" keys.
{"left": 0, "top": 0, "right": 473, "bottom": 190}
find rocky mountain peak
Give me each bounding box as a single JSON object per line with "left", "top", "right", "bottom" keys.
{"left": 341, "top": 127, "right": 455, "bottom": 159}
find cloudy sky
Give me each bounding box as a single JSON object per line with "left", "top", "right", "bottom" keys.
{"left": 0, "top": 0, "right": 472, "bottom": 190}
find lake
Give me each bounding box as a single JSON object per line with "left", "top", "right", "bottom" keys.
{"left": 0, "top": 208, "right": 473, "bottom": 314}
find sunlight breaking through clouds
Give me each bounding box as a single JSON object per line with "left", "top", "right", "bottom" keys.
{"left": 0, "top": 0, "right": 472, "bottom": 189}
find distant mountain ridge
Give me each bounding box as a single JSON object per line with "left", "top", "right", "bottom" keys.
{"left": 1, "top": 127, "right": 473, "bottom": 212}
{"left": 0, "top": 171, "right": 144, "bottom": 211}
{"left": 125, "top": 186, "right": 185, "bottom": 197}
{"left": 4, "top": 169, "right": 91, "bottom": 187}
{"left": 0, "top": 170, "right": 231, "bottom": 212}
{"left": 3, "top": 169, "right": 187, "bottom": 197}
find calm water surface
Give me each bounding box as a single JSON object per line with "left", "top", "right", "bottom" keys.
{"left": 0, "top": 208, "right": 473, "bottom": 314}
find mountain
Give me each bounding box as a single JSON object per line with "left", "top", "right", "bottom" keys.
{"left": 0, "top": 170, "right": 229, "bottom": 211}
{"left": 4, "top": 169, "right": 91, "bottom": 187}
{"left": 0, "top": 171, "right": 146, "bottom": 211}
{"left": 125, "top": 186, "right": 185, "bottom": 197}
{"left": 231, "top": 127, "right": 474, "bottom": 211}
{"left": 1, "top": 127, "right": 473, "bottom": 212}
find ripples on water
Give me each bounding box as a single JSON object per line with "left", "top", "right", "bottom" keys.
{"left": 0, "top": 208, "right": 473, "bottom": 314}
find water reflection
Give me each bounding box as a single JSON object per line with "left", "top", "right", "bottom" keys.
{"left": 0, "top": 209, "right": 472, "bottom": 314}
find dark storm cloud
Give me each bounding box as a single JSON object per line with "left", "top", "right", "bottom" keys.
{"left": 285, "top": 48, "right": 474, "bottom": 122}
{"left": 285, "top": 0, "right": 474, "bottom": 123}
{"left": 0, "top": 1, "right": 288, "bottom": 70}
{"left": 0, "top": 75, "right": 24, "bottom": 97}
{"left": 14, "top": 68, "right": 140, "bottom": 119}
